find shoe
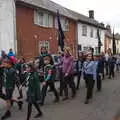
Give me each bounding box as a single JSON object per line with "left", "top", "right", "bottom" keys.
{"left": 53, "top": 98, "right": 59, "bottom": 103}
{"left": 97, "top": 89, "right": 101, "bottom": 92}
{"left": 1, "top": 111, "right": 11, "bottom": 120}
{"left": 71, "top": 93, "right": 76, "bottom": 99}
{"left": 39, "top": 102, "right": 44, "bottom": 106}
{"left": 76, "top": 87, "right": 79, "bottom": 90}
{"left": 59, "top": 92, "right": 63, "bottom": 96}
{"left": 62, "top": 97, "right": 69, "bottom": 101}
{"left": 17, "top": 101, "right": 23, "bottom": 110}
{"left": 84, "top": 99, "right": 89, "bottom": 104}
{"left": 34, "top": 112, "right": 43, "bottom": 118}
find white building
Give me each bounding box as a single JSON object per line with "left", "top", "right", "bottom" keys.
{"left": 77, "top": 11, "right": 105, "bottom": 53}
{"left": 0, "top": 0, "right": 16, "bottom": 53}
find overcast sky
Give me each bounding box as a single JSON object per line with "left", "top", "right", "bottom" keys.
{"left": 51, "top": 0, "right": 120, "bottom": 33}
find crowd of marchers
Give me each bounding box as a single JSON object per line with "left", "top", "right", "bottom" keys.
{"left": 0, "top": 47, "right": 120, "bottom": 120}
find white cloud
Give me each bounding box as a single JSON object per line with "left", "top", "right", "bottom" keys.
{"left": 51, "top": 0, "right": 120, "bottom": 33}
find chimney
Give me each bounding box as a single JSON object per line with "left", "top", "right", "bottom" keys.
{"left": 106, "top": 24, "right": 111, "bottom": 33}
{"left": 89, "top": 10, "right": 94, "bottom": 19}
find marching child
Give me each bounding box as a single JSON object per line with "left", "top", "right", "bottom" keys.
{"left": 1, "top": 59, "right": 23, "bottom": 120}
{"left": 24, "top": 61, "right": 43, "bottom": 120}
{"left": 40, "top": 56, "right": 59, "bottom": 105}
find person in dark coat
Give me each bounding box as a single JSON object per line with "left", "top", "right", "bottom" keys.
{"left": 100, "top": 53, "right": 105, "bottom": 80}
{"left": 25, "top": 61, "right": 43, "bottom": 120}
{"left": 108, "top": 55, "right": 116, "bottom": 79}
{"left": 0, "top": 60, "right": 5, "bottom": 99}
{"left": 1, "top": 60, "right": 23, "bottom": 120}
{"left": 94, "top": 54, "right": 103, "bottom": 92}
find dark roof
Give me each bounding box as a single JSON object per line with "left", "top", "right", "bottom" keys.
{"left": 16, "top": 0, "right": 105, "bottom": 29}
{"left": 105, "top": 31, "right": 120, "bottom": 40}
{"left": 105, "top": 31, "right": 113, "bottom": 38}
{"left": 115, "top": 33, "right": 120, "bottom": 40}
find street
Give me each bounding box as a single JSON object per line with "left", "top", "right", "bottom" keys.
{"left": 0, "top": 72, "right": 120, "bottom": 120}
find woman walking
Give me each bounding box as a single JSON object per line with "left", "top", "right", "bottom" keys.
{"left": 62, "top": 47, "right": 76, "bottom": 100}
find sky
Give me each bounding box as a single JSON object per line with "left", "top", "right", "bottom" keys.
{"left": 51, "top": 0, "right": 120, "bottom": 33}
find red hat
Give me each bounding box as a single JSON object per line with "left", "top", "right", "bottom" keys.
{"left": 9, "top": 56, "right": 17, "bottom": 64}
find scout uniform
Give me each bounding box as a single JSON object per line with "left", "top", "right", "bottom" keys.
{"left": 108, "top": 56, "right": 116, "bottom": 78}
{"left": 75, "top": 59, "right": 83, "bottom": 90}
{"left": 25, "top": 65, "right": 42, "bottom": 120}
{"left": 95, "top": 55, "right": 103, "bottom": 91}
{"left": 83, "top": 60, "right": 97, "bottom": 104}
{"left": 40, "top": 64, "right": 59, "bottom": 105}
{"left": 4, "top": 66, "right": 16, "bottom": 100}
{"left": 0, "top": 61, "right": 5, "bottom": 98}
{"left": 26, "top": 72, "right": 41, "bottom": 103}
{"left": 1, "top": 62, "right": 23, "bottom": 120}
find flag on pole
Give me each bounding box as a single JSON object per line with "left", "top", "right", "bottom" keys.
{"left": 112, "top": 29, "right": 116, "bottom": 55}
{"left": 57, "top": 10, "right": 65, "bottom": 52}
{"left": 97, "top": 28, "right": 102, "bottom": 54}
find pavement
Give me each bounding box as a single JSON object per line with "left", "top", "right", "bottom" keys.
{"left": 0, "top": 71, "right": 120, "bottom": 120}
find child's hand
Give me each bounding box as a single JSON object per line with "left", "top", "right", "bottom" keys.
{"left": 42, "top": 82, "right": 46, "bottom": 86}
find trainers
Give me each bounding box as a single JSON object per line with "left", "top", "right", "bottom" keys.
{"left": 62, "top": 97, "right": 69, "bottom": 101}
{"left": 18, "top": 101, "right": 23, "bottom": 110}
{"left": 53, "top": 98, "right": 59, "bottom": 103}
{"left": 84, "top": 99, "right": 89, "bottom": 104}
{"left": 1, "top": 111, "right": 11, "bottom": 120}
{"left": 34, "top": 112, "right": 43, "bottom": 118}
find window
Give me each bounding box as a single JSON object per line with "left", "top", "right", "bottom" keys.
{"left": 95, "top": 47, "right": 98, "bottom": 54}
{"left": 96, "top": 30, "right": 98, "bottom": 39}
{"left": 39, "top": 41, "right": 50, "bottom": 54}
{"left": 82, "top": 25, "right": 87, "bottom": 36}
{"left": 55, "top": 17, "right": 69, "bottom": 31}
{"left": 34, "top": 10, "right": 53, "bottom": 27}
{"left": 90, "top": 28, "right": 94, "bottom": 37}
{"left": 83, "top": 46, "right": 89, "bottom": 51}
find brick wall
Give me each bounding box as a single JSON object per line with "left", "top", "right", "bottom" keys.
{"left": 16, "top": 5, "right": 77, "bottom": 59}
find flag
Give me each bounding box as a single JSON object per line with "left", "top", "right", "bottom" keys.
{"left": 112, "top": 29, "right": 116, "bottom": 54}
{"left": 97, "top": 28, "right": 102, "bottom": 54}
{"left": 57, "top": 10, "right": 65, "bottom": 52}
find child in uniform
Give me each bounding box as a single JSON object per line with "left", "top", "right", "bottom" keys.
{"left": 1, "top": 60, "right": 23, "bottom": 120}
{"left": 24, "top": 61, "right": 43, "bottom": 120}
{"left": 40, "top": 56, "right": 59, "bottom": 105}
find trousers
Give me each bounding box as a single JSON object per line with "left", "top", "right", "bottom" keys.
{"left": 63, "top": 75, "right": 76, "bottom": 97}
{"left": 41, "top": 81, "right": 59, "bottom": 104}
{"left": 85, "top": 74, "right": 95, "bottom": 100}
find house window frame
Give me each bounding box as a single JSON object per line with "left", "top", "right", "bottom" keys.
{"left": 90, "top": 27, "right": 94, "bottom": 38}
{"left": 82, "top": 25, "right": 87, "bottom": 36}
{"left": 34, "top": 9, "right": 53, "bottom": 28}
{"left": 55, "top": 16, "right": 69, "bottom": 31}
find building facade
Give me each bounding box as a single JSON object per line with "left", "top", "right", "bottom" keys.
{"left": 0, "top": 0, "right": 107, "bottom": 58}
{"left": 0, "top": 0, "right": 17, "bottom": 53}
{"left": 77, "top": 11, "right": 105, "bottom": 53}
{"left": 105, "top": 25, "right": 120, "bottom": 54}
{"left": 78, "top": 23, "right": 105, "bottom": 53}
{"left": 16, "top": 0, "right": 78, "bottom": 58}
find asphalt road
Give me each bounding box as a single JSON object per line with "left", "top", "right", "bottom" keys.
{"left": 0, "top": 71, "right": 120, "bottom": 120}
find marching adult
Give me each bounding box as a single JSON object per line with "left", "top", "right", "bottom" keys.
{"left": 62, "top": 47, "right": 76, "bottom": 100}
{"left": 94, "top": 54, "right": 103, "bottom": 92}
